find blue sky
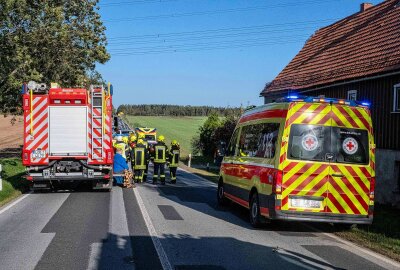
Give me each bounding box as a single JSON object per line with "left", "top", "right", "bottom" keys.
{"left": 97, "top": 0, "right": 383, "bottom": 108}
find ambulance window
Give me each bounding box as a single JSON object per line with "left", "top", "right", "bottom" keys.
{"left": 288, "top": 124, "right": 330, "bottom": 162}
{"left": 226, "top": 128, "right": 240, "bottom": 157}
{"left": 239, "top": 123, "right": 280, "bottom": 158}
{"left": 331, "top": 127, "right": 369, "bottom": 165}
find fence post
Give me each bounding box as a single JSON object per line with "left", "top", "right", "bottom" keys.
{"left": 188, "top": 154, "right": 191, "bottom": 168}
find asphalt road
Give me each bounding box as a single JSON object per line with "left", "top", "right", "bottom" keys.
{"left": 0, "top": 166, "right": 398, "bottom": 270}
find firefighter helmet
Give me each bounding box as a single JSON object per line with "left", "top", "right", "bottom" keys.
{"left": 157, "top": 135, "right": 165, "bottom": 142}
{"left": 171, "top": 139, "right": 178, "bottom": 146}
{"left": 116, "top": 135, "right": 123, "bottom": 142}
{"left": 129, "top": 134, "right": 137, "bottom": 143}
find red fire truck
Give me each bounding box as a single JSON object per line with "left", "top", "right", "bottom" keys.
{"left": 21, "top": 82, "right": 114, "bottom": 191}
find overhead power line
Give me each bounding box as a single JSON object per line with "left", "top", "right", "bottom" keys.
{"left": 111, "top": 38, "right": 304, "bottom": 56}
{"left": 107, "top": 18, "right": 337, "bottom": 41}
{"left": 108, "top": 34, "right": 309, "bottom": 52}
{"left": 107, "top": 26, "right": 318, "bottom": 46}
{"left": 103, "top": 0, "right": 342, "bottom": 22}
{"left": 101, "top": 0, "right": 179, "bottom": 7}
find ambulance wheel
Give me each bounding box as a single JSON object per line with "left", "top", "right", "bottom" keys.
{"left": 250, "top": 192, "right": 262, "bottom": 228}
{"left": 217, "top": 179, "right": 228, "bottom": 206}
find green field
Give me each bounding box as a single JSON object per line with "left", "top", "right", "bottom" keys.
{"left": 126, "top": 116, "right": 206, "bottom": 157}
{"left": 0, "top": 158, "right": 29, "bottom": 207}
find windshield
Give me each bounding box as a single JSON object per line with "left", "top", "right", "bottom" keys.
{"left": 288, "top": 124, "right": 369, "bottom": 165}
{"left": 145, "top": 134, "right": 156, "bottom": 141}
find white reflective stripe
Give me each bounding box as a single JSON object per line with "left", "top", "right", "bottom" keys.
{"left": 26, "top": 97, "right": 47, "bottom": 122}
{"left": 25, "top": 108, "right": 48, "bottom": 133}
{"left": 221, "top": 161, "right": 275, "bottom": 169}
{"left": 26, "top": 127, "right": 48, "bottom": 150}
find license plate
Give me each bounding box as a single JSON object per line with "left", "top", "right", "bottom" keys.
{"left": 290, "top": 198, "right": 322, "bottom": 209}
{"left": 32, "top": 150, "right": 46, "bottom": 159}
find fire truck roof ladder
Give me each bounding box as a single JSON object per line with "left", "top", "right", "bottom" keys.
{"left": 91, "top": 86, "right": 104, "bottom": 161}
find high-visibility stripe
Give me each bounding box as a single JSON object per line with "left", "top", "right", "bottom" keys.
{"left": 278, "top": 102, "right": 374, "bottom": 216}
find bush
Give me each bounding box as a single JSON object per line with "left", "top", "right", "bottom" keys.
{"left": 192, "top": 112, "right": 239, "bottom": 158}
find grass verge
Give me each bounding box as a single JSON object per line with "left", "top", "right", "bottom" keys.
{"left": 179, "top": 162, "right": 219, "bottom": 184}
{"left": 0, "top": 158, "right": 29, "bottom": 207}
{"left": 335, "top": 204, "right": 400, "bottom": 262}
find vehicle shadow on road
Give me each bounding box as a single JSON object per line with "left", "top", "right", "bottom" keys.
{"left": 139, "top": 181, "right": 337, "bottom": 235}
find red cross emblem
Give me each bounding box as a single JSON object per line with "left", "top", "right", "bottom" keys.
{"left": 302, "top": 135, "right": 318, "bottom": 151}
{"left": 343, "top": 137, "right": 358, "bottom": 154}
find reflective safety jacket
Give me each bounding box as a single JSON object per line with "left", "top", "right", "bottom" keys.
{"left": 152, "top": 142, "right": 168, "bottom": 163}
{"left": 169, "top": 145, "right": 180, "bottom": 168}
{"left": 133, "top": 143, "right": 149, "bottom": 170}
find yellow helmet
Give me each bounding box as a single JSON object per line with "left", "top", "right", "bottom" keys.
{"left": 157, "top": 135, "right": 165, "bottom": 142}
{"left": 138, "top": 133, "right": 145, "bottom": 139}
{"left": 137, "top": 139, "right": 144, "bottom": 145}
{"left": 171, "top": 139, "right": 178, "bottom": 146}
{"left": 129, "top": 134, "right": 137, "bottom": 143}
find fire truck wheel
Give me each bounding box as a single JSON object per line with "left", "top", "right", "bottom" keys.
{"left": 250, "top": 192, "right": 262, "bottom": 228}
{"left": 217, "top": 179, "right": 228, "bottom": 206}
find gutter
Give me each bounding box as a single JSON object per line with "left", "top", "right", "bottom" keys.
{"left": 261, "top": 70, "right": 400, "bottom": 96}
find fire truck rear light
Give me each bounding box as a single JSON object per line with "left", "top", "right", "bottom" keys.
{"left": 104, "top": 174, "right": 110, "bottom": 179}
{"left": 23, "top": 152, "right": 29, "bottom": 160}
{"left": 26, "top": 176, "right": 33, "bottom": 181}
{"left": 75, "top": 100, "right": 82, "bottom": 104}
{"left": 54, "top": 100, "right": 61, "bottom": 104}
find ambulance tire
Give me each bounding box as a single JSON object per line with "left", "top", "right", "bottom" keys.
{"left": 250, "top": 192, "right": 262, "bottom": 228}
{"left": 217, "top": 179, "right": 228, "bottom": 206}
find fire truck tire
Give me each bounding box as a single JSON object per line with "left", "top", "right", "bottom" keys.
{"left": 250, "top": 192, "right": 262, "bottom": 228}
{"left": 217, "top": 179, "right": 228, "bottom": 206}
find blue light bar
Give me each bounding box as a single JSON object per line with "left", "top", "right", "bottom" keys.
{"left": 361, "top": 102, "right": 371, "bottom": 107}
{"left": 287, "top": 95, "right": 299, "bottom": 99}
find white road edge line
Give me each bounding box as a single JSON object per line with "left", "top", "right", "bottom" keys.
{"left": 0, "top": 192, "right": 32, "bottom": 215}
{"left": 304, "top": 224, "right": 400, "bottom": 268}
{"left": 132, "top": 187, "right": 173, "bottom": 270}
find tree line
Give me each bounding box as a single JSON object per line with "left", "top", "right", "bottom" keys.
{"left": 0, "top": 0, "right": 109, "bottom": 114}
{"left": 117, "top": 104, "right": 242, "bottom": 117}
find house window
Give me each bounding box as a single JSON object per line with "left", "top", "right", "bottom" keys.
{"left": 394, "top": 84, "right": 400, "bottom": 112}
{"left": 347, "top": 90, "right": 357, "bottom": 101}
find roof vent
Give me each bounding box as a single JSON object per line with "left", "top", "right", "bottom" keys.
{"left": 360, "top": 2, "right": 373, "bottom": 12}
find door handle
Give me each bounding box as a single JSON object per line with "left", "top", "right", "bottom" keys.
{"left": 332, "top": 173, "right": 344, "bottom": 177}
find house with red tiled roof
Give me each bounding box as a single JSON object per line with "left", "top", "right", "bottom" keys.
{"left": 261, "top": 0, "right": 400, "bottom": 205}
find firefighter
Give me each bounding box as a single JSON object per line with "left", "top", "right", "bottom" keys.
{"left": 138, "top": 133, "right": 150, "bottom": 181}
{"left": 168, "top": 140, "right": 180, "bottom": 184}
{"left": 132, "top": 139, "right": 149, "bottom": 183}
{"left": 152, "top": 135, "right": 168, "bottom": 185}
{"left": 128, "top": 134, "right": 137, "bottom": 169}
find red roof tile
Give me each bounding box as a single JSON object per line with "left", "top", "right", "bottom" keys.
{"left": 262, "top": 0, "right": 400, "bottom": 94}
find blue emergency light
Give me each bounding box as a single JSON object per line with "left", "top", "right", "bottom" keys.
{"left": 279, "top": 95, "right": 371, "bottom": 108}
